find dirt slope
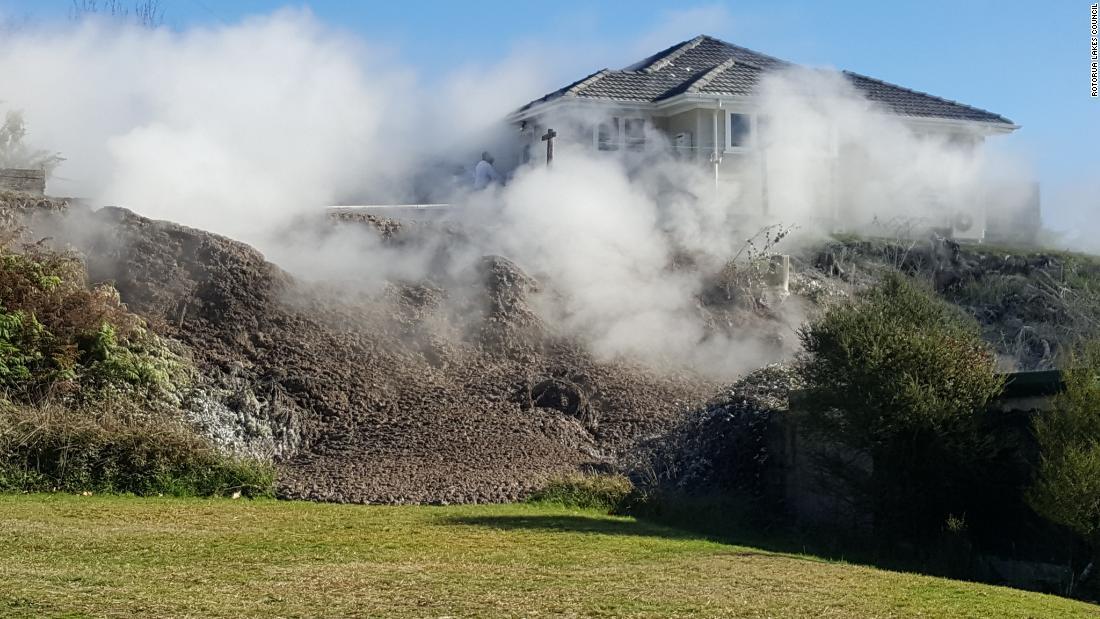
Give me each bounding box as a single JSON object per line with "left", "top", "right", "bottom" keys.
{"left": 40, "top": 205, "right": 709, "bottom": 504}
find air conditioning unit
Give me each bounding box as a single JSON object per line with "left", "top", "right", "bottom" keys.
{"left": 951, "top": 208, "right": 986, "bottom": 242}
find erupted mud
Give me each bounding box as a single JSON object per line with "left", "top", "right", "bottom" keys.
{"left": 35, "top": 205, "right": 711, "bottom": 503}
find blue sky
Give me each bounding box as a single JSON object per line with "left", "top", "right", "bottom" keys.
{"left": 2, "top": 0, "right": 1097, "bottom": 229}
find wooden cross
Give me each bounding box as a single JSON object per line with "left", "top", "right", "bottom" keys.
{"left": 541, "top": 128, "right": 557, "bottom": 166}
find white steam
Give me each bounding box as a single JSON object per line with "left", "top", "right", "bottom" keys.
{"left": 0, "top": 11, "right": 1045, "bottom": 377}
{"left": 0, "top": 10, "right": 545, "bottom": 244}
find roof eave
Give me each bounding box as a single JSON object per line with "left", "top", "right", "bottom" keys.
{"left": 510, "top": 93, "right": 1020, "bottom": 135}
{"left": 508, "top": 96, "right": 656, "bottom": 123}
{"left": 900, "top": 115, "right": 1019, "bottom": 134}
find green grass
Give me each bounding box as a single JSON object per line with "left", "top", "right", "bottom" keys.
{"left": 0, "top": 495, "right": 1095, "bottom": 618}
{"left": 527, "top": 473, "right": 634, "bottom": 512}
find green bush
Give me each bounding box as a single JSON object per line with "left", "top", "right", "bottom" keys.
{"left": 0, "top": 244, "right": 187, "bottom": 403}
{"left": 1028, "top": 341, "right": 1100, "bottom": 583}
{"left": 0, "top": 402, "right": 274, "bottom": 497}
{"left": 528, "top": 474, "right": 634, "bottom": 512}
{"left": 797, "top": 273, "right": 1005, "bottom": 541}
{"left": 75, "top": 322, "right": 186, "bottom": 393}
{"left": 0, "top": 308, "right": 50, "bottom": 387}
{"left": 0, "top": 234, "right": 244, "bottom": 499}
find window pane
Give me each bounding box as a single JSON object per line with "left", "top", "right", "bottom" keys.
{"left": 729, "top": 113, "right": 750, "bottom": 148}
{"left": 597, "top": 117, "right": 620, "bottom": 151}
{"left": 623, "top": 118, "right": 645, "bottom": 151}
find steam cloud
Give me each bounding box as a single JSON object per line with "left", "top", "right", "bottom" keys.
{"left": 0, "top": 9, "right": 545, "bottom": 240}
{"left": 0, "top": 9, "right": 1046, "bottom": 378}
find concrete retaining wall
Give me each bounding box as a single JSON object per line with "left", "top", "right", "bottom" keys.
{"left": 0, "top": 169, "right": 46, "bottom": 195}
{"left": 776, "top": 370, "right": 1063, "bottom": 529}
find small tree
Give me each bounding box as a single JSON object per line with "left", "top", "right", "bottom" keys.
{"left": 797, "top": 273, "right": 1005, "bottom": 541}
{"left": 1028, "top": 341, "right": 1100, "bottom": 590}
{"left": 0, "top": 110, "right": 64, "bottom": 175}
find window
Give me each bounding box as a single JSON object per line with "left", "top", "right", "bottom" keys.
{"left": 597, "top": 118, "right": 619, "bottom": 151}
{"left": 623, "top": 118, "right": 646, "bottom": 151}
{"left": 729, "top": 112, "right": 751, "bottom": 149}
{"left": 595, "top": 116, "right": 646, "bottom": 151}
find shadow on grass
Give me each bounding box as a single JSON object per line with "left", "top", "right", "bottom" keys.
{"left": 446, "top": 498, "right": 935, "bottom": 575}
{"left": 445, "top": 506, "right": 835, "bottom": 566}
{"left": 446, "top": 513, "right": 696, "bottom": 540}
{"left": 449, "top": 498, "right": 1091, "bottom": 600}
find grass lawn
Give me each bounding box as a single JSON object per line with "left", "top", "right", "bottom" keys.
{"left": 0, "top": 495, "right": 1094, "bottom": 618}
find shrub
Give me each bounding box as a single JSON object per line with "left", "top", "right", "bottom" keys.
{"left": 528, "top": 474, "right": 634, "bottom": 512}
{"left": 702, "top": 224, "right": 793, "bottom": 309}
{"left": 75, "top": 322, "right": 186, "bottom": 394}
{"left": 0, "top": 222, "right": 244, "bottom": 499}
{"left": 0, "top": 308, "right": 51, "bottom": 387}
{"left": 624, "top": 365, "right": 798, "bottom": 504}
{"left": 0, "top": 109, "right": 64, "bottom": 174}
{"left": 0, "top": 242, "right": 187, "bottom": 403}
{"left": 797, "top": 273, "right": 1005, "bottom": 541}
{"left": 1028, "top": 341, "right": 1100, "bottom": 587}
{"left": 0, "top": 401, "right": 274, "bottom": 497}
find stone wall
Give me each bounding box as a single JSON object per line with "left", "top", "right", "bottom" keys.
{"left": 0, "top": 169, "right": 46, "bottom": 195}
{"left": 776, "top": 370, "right": 1063, "bottom": 529}
{"left": 770, "top": 410, "right": 870, "bottom": 530}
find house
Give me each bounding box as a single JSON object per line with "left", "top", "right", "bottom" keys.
{"left": 510, "top": 35, "right": 1031, "bottom": 241}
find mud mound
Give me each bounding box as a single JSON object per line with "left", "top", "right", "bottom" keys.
{"left": 478, "top": 254, "right": 545, "bottom": 355}
{"left": 39, "top": 206, "right": 709, "bottom": 504}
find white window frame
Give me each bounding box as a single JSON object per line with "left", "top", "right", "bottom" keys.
{"left": 595, "top": 117, "right": 620, "bottom": 151}
{"left": 724, "top": 110, "right": 756, "bottom": 153}
{"left": 724, "top": 111, "right": 841, "bottom": 155}
{"left": 593, "top": 115, "right": 648, "bottom": 152}
{"left": 622, "top": 117, "right": 647, "bottom": 151}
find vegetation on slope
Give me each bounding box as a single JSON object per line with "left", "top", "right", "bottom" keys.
{"left": 798, "top": 272, "right": 1006, "bottom": 542}
{"left": 0, "top": 196, "right": 272, "bottom": 496}
{"left": 632, "top": 258, "right": 1100, "bottom": 597}
{"left": 816, "top": 236, "right": 1100, "bottom": 369}
{"left": 527, "top": 473, "right": 635, "bottom": 512}
{"left": 0, "top": 240, "right": 183, "bottom": 401}
{"left": 0, "top": 402, "right": 274, "bottom": 496}
{"left": 1030, "top": 340, "right": 1100, "bottom": 588}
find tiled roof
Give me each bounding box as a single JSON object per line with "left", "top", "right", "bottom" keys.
{"left": 840, "top": 71, "right": 1010, "bottom": 123}
{"left": 517, "top": 35, "right": 1013, "bottom": 125}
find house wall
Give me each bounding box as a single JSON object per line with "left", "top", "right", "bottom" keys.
{"left": 665, "top": 109, "right": 701, "bottom": 158}
{"left": 518, "top": 103, "right": 1003, "bottom": 235}
{"left": 692, "top": 106, "right": 724, "bottom": 159}
{"left": 655, "top": 106, "right": 770, "bottom": 212}
{"left": 655, "top": 105, "right": 731, "bottom": 160}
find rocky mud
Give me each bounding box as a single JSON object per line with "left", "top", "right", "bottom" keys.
{"left": 16, "top": 192, "right": 1084, "bottom": 505}
{"left": 29, "top": 204, "right": 711, "bottom": 504}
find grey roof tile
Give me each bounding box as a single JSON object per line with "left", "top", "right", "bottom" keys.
{"left": 518, "top": 35, "right": 1012, "bottom": 125}
{"left": 841, "top": 71, "right": 1012, "bottom": 124}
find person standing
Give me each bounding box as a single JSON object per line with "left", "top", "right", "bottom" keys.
{"left": 473, "top": 151, "right": 500, "bottom": 190}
